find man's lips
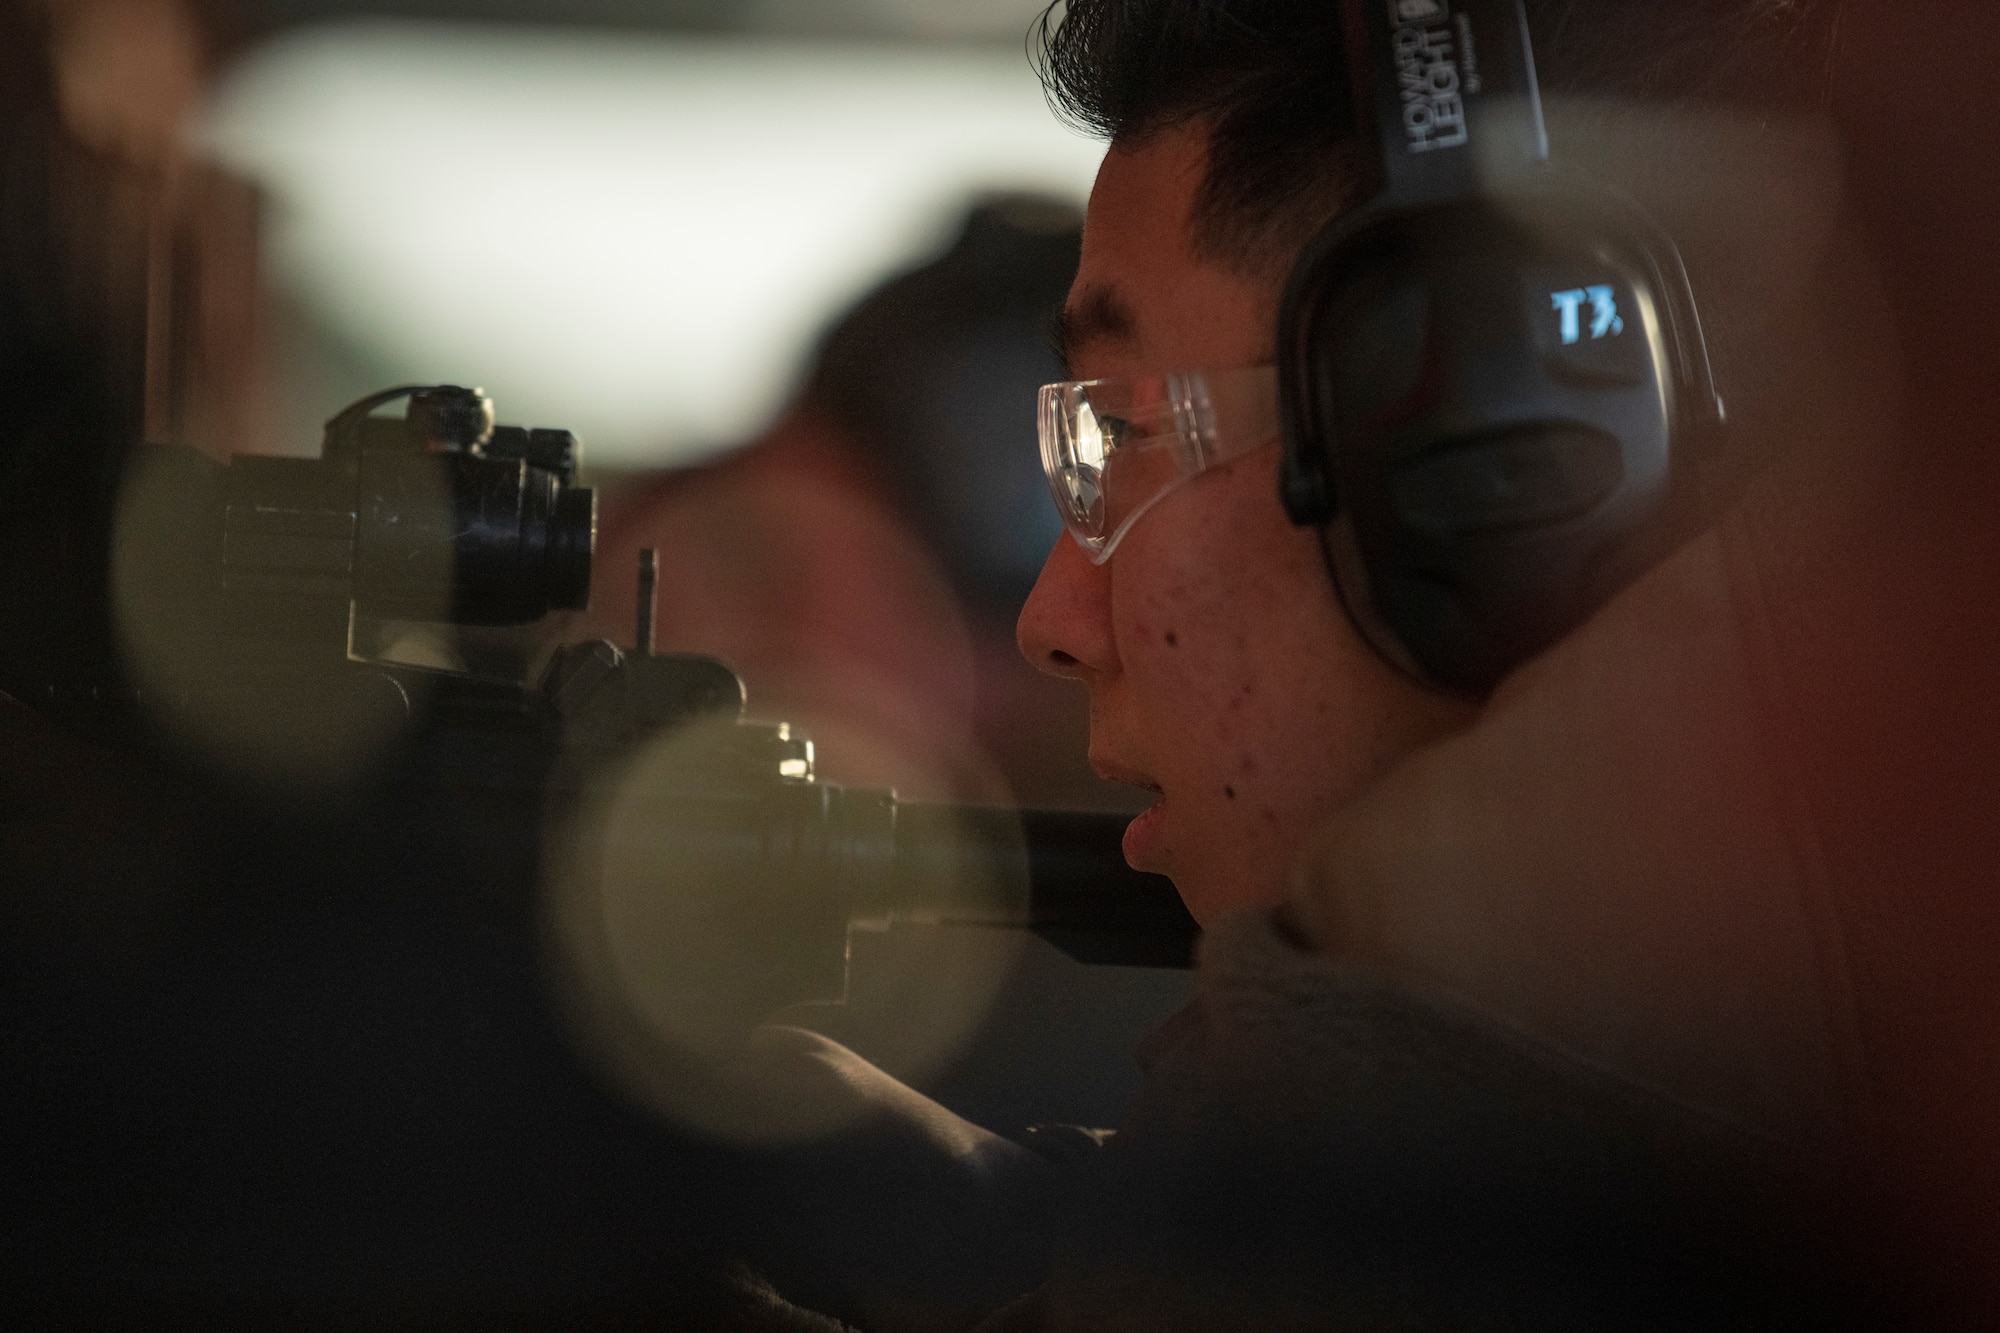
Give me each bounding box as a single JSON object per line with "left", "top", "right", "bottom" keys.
{"left": 1090, "top": 754, "right": 1167, "bottom": 870}
{"left": 1088, "top": 754, "right": 1161, "bottom": 796}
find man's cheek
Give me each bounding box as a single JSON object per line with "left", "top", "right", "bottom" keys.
{"left": 1119, "top": 581, "right": 1237, "bottom": 690}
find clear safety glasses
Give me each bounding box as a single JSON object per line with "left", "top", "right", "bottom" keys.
{"left": 1037, "top": 364, "right": 1281, "bottom": 562}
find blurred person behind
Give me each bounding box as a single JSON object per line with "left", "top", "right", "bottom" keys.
{"left": 590, "top": 196, "right": 1105, "bottom": 807}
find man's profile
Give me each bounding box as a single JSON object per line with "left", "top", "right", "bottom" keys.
{"left": 733, "top": 0, "right": 1861, "bottom": 1328}
{"left": 1016, "top": 117, "right": 1476, "bottom": 926}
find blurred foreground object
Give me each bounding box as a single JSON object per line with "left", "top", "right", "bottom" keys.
{"left": 1283, "top": 3, "right": 2000, "bottom": 1321}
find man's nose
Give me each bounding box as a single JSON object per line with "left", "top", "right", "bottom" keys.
{"left": 1017, "top": 535, "right": 1117, "bottom": 680}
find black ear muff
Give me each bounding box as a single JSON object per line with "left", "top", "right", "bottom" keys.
{"left": 1283, "top": 0, "right": 1721, "bottom": 696}
{"left": 1278, "top": 188, "right": 1718, "bottom": 695}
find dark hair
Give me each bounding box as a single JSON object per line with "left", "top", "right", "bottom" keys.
{"left": 1031, "top": 0, "right": 1837, "bottom": 276}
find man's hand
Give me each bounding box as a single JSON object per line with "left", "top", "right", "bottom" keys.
{"left": 731, "top": 1025, "right": 1063, "bottom": 1333}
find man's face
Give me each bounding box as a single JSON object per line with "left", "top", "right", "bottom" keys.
{"left": 1017, "top": 125, "right": 1474, "bottom": 926}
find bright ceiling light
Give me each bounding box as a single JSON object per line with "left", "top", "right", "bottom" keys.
{"left": 199, "top": 22, "right": 1101, "bottom": 466}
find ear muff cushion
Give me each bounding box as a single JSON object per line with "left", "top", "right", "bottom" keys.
{"left": 1367, "top": 424, "right": 1630, "bottom": 692}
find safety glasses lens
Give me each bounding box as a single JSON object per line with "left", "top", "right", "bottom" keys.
{"left": 1036, "top": 365, "right": 1278, "bottom": 562}
{"left": 1039, "top": 382, "right": 1108, "bottom": 548}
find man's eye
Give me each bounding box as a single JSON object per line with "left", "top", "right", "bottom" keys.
{"left": 1097, "top": 416, "right": 1133, "bottom": 452}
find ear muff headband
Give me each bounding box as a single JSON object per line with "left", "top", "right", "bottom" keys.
{"left": 1278, "top": 0, "right": 1721, "bottom": 695}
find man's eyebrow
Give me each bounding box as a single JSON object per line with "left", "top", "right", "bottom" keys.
{"left": 1048, "top": 285, "right": 1137, "bottom": 381}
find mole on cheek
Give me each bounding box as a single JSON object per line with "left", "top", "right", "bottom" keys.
{"left": 1224, "top": 785, "right": 1236, "bottom": 799}
{"left": 1164, "top": 630, "right": 1179, "bottom": 648}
